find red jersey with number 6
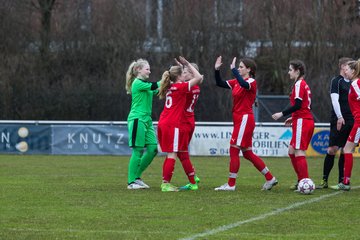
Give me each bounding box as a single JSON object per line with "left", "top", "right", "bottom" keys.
{"left": 158, "top": 81, "right": 190, "bottom": 127}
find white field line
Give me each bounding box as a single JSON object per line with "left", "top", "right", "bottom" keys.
{"left": 179, "top": 186, "right": 360, "bottom": 240}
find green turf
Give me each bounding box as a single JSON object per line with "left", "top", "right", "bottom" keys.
{"left": 0, "top": 154, "right": 359, "bottom": 239}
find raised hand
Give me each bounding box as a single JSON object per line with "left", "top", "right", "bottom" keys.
{"left": 178, "top": 56, "right": 189, "bottom": 66}
{"left": 174, "top": 58, "right": 183, "bottom": 68}
{"left": 230, "top": 57, "right": 237, "bottom": 69}
{"left": 215, "top": 56, "right": 223, "bottom": 70}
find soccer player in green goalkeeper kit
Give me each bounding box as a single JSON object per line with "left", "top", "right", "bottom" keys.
{"left": 125, "top": 59, "right": 160, "bottom": 189}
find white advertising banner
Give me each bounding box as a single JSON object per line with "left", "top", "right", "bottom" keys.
{"left": 189, "top": 126, "right": 292, "bottom": 156}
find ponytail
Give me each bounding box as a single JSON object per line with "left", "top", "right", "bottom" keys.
{"left": 158, "top": 71, "right": 172, "bottom": 99}
{"left": 158, "top": 66, "right": 183, "bottom": 99}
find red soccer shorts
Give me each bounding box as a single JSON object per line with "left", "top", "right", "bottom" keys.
{"left": 290, "top": 118, "right": 314, "bottom": 150}
{"left": 157, "top": 123, "right": 189, "bottom": 152}
{"left": 230, "top": 114, "right": 255, "bottom": 148}
{"left": 347, "top": 121, "right": 360, "bottom": 144}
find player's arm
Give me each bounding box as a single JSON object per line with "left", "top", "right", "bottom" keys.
{"left": 214, "top": 70, "right": 230, "bottom": 89}
{"left": 231, "top": 68, "right": 250, "bottom": 89}
{"left": 331, "top": 92, "right": 345, "bottom": 130}
{"left": 330, "top": 77, "right": 343, "bottom": 119}
{"left": 272, "top": 99, "right": 302, "bottom": 120}
{"left": 281, "top": 98, "right": 302, "bottom": 116}
{"left": 331, "top": 93, "right": 342, "bottom": 119}
{"left": 179, "top": 56, "right": 203, "bottom": 88}
{"left": 214, "top": 56, "right": 230, "bottom": 89}
{"left": 135, "top": 79, "right": 160, "bottom": 91}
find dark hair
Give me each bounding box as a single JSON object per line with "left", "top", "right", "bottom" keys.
{"left": 240, "top": 58, "right": 257, "bottom": 78}
{"left": 289, "top": 59, "right": 306, "bottom": 80}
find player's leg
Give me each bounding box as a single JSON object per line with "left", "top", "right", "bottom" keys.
{"left": 242, "top": 148, "right": 274, "bottom": 181}
{"left": 136, "top": 121, "right": 158, "bottom": 182}
{"left": 177, "top": 151, "right": 198, "bottom": 190}
{"left": 161, "top": 152, "right": 178, "bottom": 192}
{"left": 320, "top": 121, "right": 338, "bottom": 188}
{"left": 338, "top": 152, "right": 344, "bottom": 183}
{"left": 242, "top": 148, "right": 277, "bottom": 190}
{"left": 127, "top": 147, "right": 145, "bottom": 189}
{"left": 318, "top": 145, "right": 337, "bottom": 189}
{"left": 331, "top": 122, "right": 358, "bottom": 190}
{"left": 162, "top": 155, "right": 176, "bottom": 183}
{"left": 159, "top": 126, "right": 179, "bottom": 192}
{"left": 177, "top": 152, "right": 196, "bottom": 183}
{"left": 288, "top": 146, "right": 300, "bottom": 190}
{"left": 127, "top": 119, "right": 146, "bottom": 189}
{"left": 338, "top": 122, "right": 353, "bottom": 183}
{"left": 214, "top": 145, "right": 239, "bottom": 191}
{"left": 330, "top": 140, "right": 355, "bottom": 190}
{"left": 289, "top": 118, "right": 314, "bottom": 191}
{"left": 291, "top": 118, "right": 314, "bottom": 180}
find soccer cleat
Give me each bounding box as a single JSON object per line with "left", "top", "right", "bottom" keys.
{"left": 179, "top": 183, "right": 198, "bottom": 191}
{"left": 161, "top": 183, "right": 179, "bottom": 192}
{"left": 289, "top": 182, "right": 298, "bottom": 190}
{"left": 316, "top": 179, "right": 328, "bottom": 189}
{"left": 330, "top": 183, "right": 351, "bottom": 191}
{"left": 214, "top": 183, "right": 236, "bottom": 191}
{"left": 194, "top": 175, "right": 201, "bottom": 184}
{"left": 127, "top": 182, "right": 146, "bottom": 190}
{"left": 262, "top": 177, "right": 278, "bottom": 190}
{"left": 135, "top": 179, "right": 150, "bottom": 188}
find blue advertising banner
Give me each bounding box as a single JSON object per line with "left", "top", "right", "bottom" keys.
{"left": 0, "top": 122, "right": 331, "bottom": 156}
{"left": 0, "top": 125, "right": 51, "bottom": 154}
{"left": 51, "top": 125, "right": 131, "bottom": 155}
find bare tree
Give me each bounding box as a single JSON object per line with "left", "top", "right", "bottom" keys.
{"left": 0, "top": 0, "right": 359, "bottom": 121}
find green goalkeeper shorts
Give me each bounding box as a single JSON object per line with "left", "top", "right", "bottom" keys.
{"left": 127, "top": 118, "right": 157, "bottom": 148}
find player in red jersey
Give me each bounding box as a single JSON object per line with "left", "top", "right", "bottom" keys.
{"left": 157, "top": 56, "right": 203, "bottom": 192}
{"left": 166, "top": 61, "right": 202, "bottom": 186}
{"left": 272, "top": 60, "right": 314, "bottom": 191}
{"left": 214, "top": 56, "right": 278, "bottom": 191}
{"left": 330, "top": 59, "right": 360, "bottom": 191}
{"left": 182, "top": 63, "right": 201, "bottom": 143}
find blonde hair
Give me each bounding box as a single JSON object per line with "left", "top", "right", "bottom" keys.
{"left": 158, "top": 66, "right": 183, "bottom": 99}
{"left": 125, "top": 59, "right": 149, "bottom": 94}
{"left": 347, "top": 59, "right": 360, "bottom": 79}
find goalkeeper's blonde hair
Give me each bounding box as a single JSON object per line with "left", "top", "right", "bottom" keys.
{"left": 125, "top": 59, "right": 149, "bottom": 94}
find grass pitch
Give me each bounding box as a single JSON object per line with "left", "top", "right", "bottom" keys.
{"left": 0, "top": 154, "right": 360, "bottom": 239}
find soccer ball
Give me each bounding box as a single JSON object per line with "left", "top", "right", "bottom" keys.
{"left": 298, "top": 178, "right": 315, "bottom": 194}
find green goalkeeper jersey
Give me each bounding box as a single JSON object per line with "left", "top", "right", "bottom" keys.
{"left": 127, "top": 78, "right": 160, "bottom": 121}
